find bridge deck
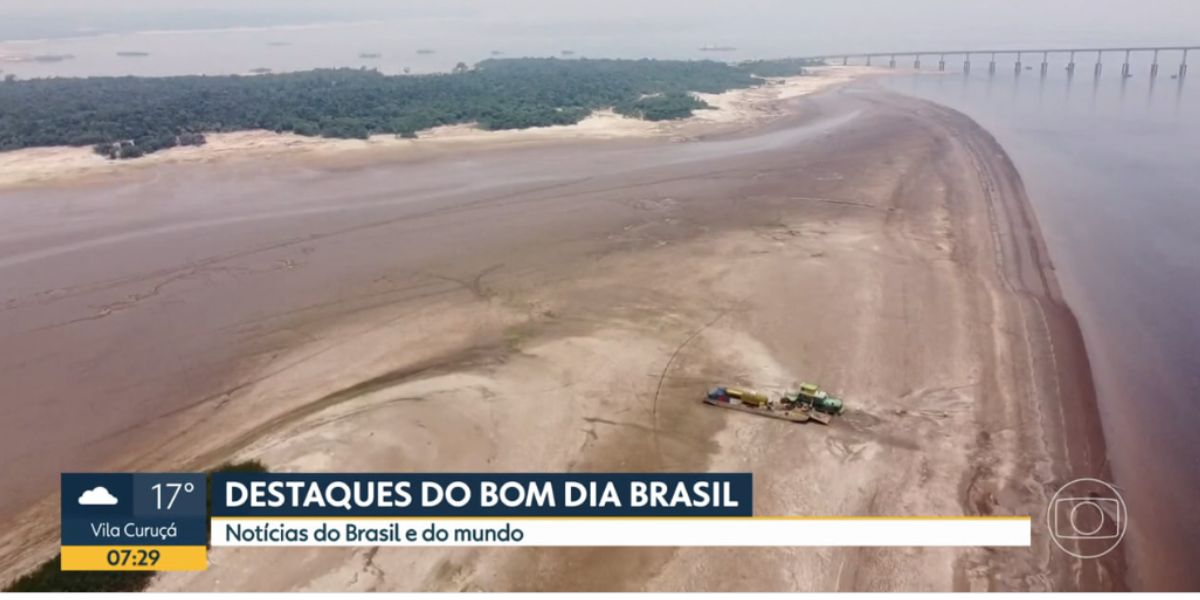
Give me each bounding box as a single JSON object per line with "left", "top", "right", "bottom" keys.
{"left": 798, "top": 45, "right": 1198, "bottom": 61}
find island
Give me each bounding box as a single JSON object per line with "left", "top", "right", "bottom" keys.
{"left": 0, "top": 57, "right": 817, "bottom": 159}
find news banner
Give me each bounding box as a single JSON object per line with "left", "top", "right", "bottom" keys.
{"left": 60, "top": 472, "right": 1029, "bottom": 571}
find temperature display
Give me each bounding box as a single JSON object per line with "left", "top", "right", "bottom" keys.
{"left": 60, "top": 473, "right": 207, "bottom": 571}
{"left": 152, "top": 481, "right": 197, "bottom": 511}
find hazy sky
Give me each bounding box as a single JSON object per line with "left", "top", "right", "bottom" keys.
{"left": 4, "top": 0, "right": 1200, "bottom": 50}
{"left": 2, "top": 0, "right": 1198, "bottom": 78}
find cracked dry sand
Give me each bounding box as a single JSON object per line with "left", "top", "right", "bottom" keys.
{"left": 0, "top": 81, "right": 1116, "bottom": 590}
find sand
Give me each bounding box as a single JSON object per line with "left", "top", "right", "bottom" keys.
{"left": 0, "top": 69, "right": 1118, "bottom": 591}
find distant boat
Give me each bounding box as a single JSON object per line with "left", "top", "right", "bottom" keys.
{"left": 490, "top": 50, "right": 504, "bottom": 56}
{"left": 416, "top": 49, "right": 436, "bottom": 55}
{"left": 561, "top": 50, "right": 576, "bottom": 56}
{"left": 116, "top": 51, "right": 150, "bottom": 57}
{"left": 0, "top": 53, "right": 71, "bottom": 64}
{"left": 249, "top": 67, "right": 272, "bottom": 74}
{"left": 359, "top": 52, "right": 382, "bottom": 59}
{"left": 31, "top": 54, "right": 74, "bottom": 63}
{"left": 699, "top": 45, "right": 738, "bottom": 52}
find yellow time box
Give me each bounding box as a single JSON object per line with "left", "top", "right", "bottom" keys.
{"left": 60, "top": 545, "right": 207, "bottom": 571}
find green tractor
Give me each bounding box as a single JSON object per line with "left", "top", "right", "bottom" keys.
{"left": 783, "top": 383, "right": 845, "bottom": 416}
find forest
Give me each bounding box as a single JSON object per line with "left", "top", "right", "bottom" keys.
{"left": 0, "top": 57, "right": 818, "bottom": 159}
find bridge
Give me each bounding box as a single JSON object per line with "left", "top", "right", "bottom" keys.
{"left": 797, "top": 45, "right": 1197, "bottom": 79}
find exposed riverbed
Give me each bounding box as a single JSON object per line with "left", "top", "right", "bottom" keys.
{"left": 0, "top": 82, "right": 1115, "bottom": 590}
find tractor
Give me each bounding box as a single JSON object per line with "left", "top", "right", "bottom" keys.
{"left": 783, "top": 382, "right": 845, "bottom": 416}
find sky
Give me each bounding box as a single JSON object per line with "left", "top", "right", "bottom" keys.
{"left": 3, "top": 0, "right": 1200, "bottom": 51}
{"left": 1, "top": 0, "right": 1197, "bottom": 79}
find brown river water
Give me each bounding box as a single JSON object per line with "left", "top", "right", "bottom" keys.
{"left": 884, "top": 62, "right": 1200, "bottom": 590}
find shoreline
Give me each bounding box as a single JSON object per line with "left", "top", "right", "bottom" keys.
{"left": 0, "top": 67, "right": 872, "bottom": 190}
{"left": 930, "top": 100, "right": 1123, "bottom": 589}
{"left": 0, "top": 75, "right": 1118, "bottom": 591}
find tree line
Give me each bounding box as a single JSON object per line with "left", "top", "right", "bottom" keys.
{"left": 0, "top": 57, "right": 819, "bottom": 159}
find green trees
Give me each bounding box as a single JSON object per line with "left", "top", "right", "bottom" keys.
{"left": 737, "top": 58, "right": 824, "bottom": 77}
{"left": 615, "top": 92, "right": 711, "bottom": 121}
{"left": 2, "top": 555, "right": 154, "bottom": 593}
{"left": 0, "top": 57, "right": 813, "bottom": 159}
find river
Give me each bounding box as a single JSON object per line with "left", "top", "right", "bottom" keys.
{"left": 882, "top": 60, "right": 1200, "bottom": 590}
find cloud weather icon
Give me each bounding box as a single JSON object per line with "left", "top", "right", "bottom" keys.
{"left": 78, "top": 486, "right": 119, "bottom": 506}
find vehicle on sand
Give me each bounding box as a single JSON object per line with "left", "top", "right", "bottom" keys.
{"left": 703, "top": 384, "right": 845, "bottom": 425}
